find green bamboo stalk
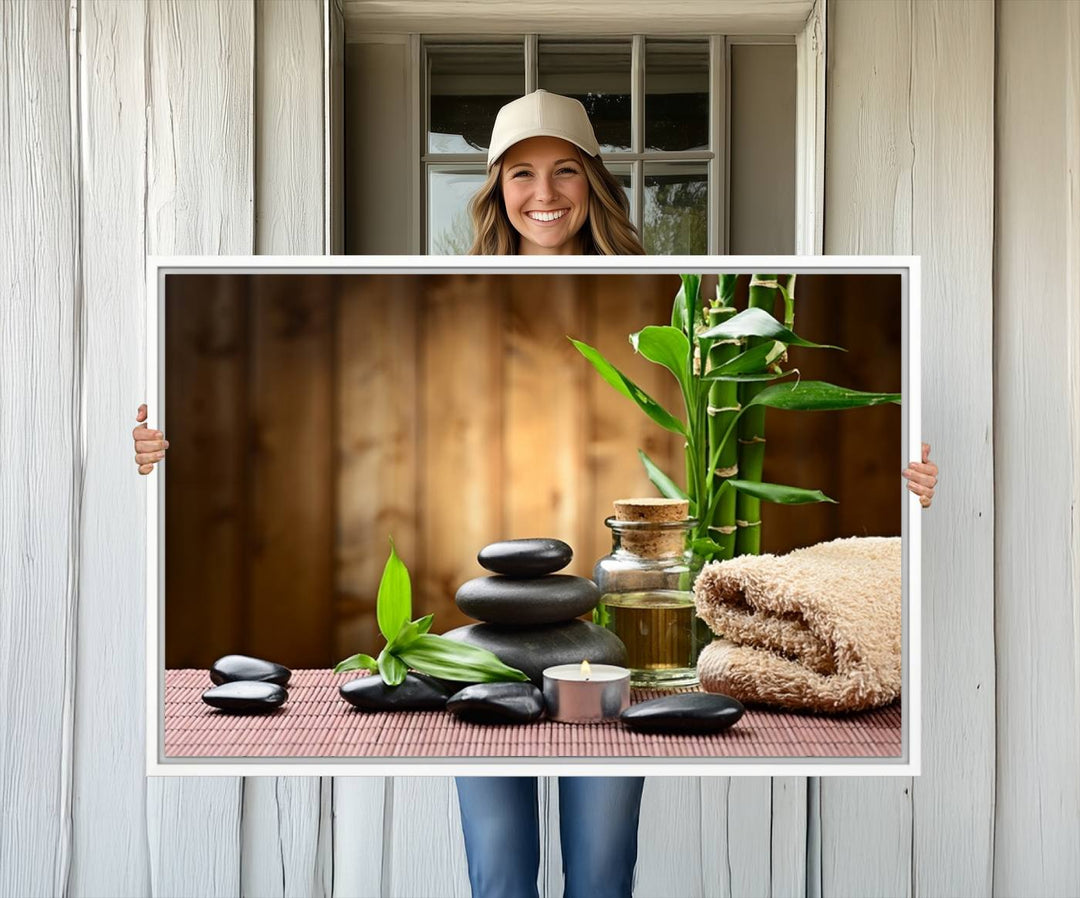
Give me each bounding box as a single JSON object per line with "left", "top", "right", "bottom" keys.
{"left": 705, "top": 297, "right": 740, "bottom": 560}
{"left": 734, "top": 273, "right": 781, "bottom": 555}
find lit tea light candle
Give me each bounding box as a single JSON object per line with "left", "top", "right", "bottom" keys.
{"left": 542, "top": 660, "right": 630, "bottom": 723}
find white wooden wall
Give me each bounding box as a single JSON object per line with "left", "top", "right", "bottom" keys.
{"left": 2, "top": 1, "right": 1078, "bottom": 896}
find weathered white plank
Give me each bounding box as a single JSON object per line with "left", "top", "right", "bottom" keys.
{"left": 69, "top": 1, "right": 152, "bottom": 895}
{"left": 994, "top": 2, "right": 1080, "bottom": 893}
{"left": 824, "top": 3, "right": 997, "bottom": 897}
{"left": 144, "top": 2, "right": 254, "bottom": 895}
{"left": 635, "top": 778, "right": 705, "bottom": 898}
{"left": 770, "top": 777, "right": 808, "bottom": 897}
{"left": 908, "top": 2, "right": 995, "bottom": 896}
{"left": 146, "top": 778, "right": 243, "bottom": 897}
{"left": 331, "top": 778, "right": 385, "bottom": 897}
{"left": 540, "top": 777, "right": 560, "bottom": 898}
{"left": 821, "top": 779, "right": 911, "bottom": 897}
{"left": 256, "top": 0, "right": 324, "bottom": 256}
{"left": 144, "top": 0, "right": 254, "bottom": 256}
{"left": 820, "top": 3, "right": 914, "bottom": 895}
{"left": 698, "top": 778, "right": 775, "bottom": 898}
{"left": 385, "top": 778, "right": 470, "bottom": 898}
{"left": 243, "top": 2, "right": 329, "bottom": 895}
{"left": 0, "top": 1, "right": 77, "bottom": 896}
{"left": 241, "top": 778, "right": 328, "bottom": 898}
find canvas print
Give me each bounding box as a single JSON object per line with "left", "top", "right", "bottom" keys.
{"left": 151, "top": 263, "right": 914, "bottom": 771}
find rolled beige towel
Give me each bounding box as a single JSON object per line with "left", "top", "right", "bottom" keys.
{"left": 694, "top": 536, "right": 902, "bottom": 713}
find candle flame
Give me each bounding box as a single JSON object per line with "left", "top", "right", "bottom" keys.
{"left": 580, "top": 659, "right": 591, "bottom": 680}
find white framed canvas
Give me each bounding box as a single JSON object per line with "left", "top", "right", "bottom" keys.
{"left": 145, "top": 255, "right": 920, "bottom": 777}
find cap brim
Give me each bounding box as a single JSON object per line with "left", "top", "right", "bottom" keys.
{"left": 487, "top": 131, "right": 600, "bottom": 168}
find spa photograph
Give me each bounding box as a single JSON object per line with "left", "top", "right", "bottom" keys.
{"left": 154, "top": 266, "right": 912, "bottom": 767}
{"left": 4, "top": 1, "right": 1076, "bottom": 896}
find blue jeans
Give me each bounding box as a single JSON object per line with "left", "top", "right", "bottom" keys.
{"left": 455, "top": 776, "right": 646, "bottom": 898}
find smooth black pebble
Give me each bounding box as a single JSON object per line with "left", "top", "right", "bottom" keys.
{"left": 620, "top": 693, "right": 745, "bottom": 734}
{"left": 447, "top": 682, "right": 545, "bottom": 725}
{"left": 339, "top": 673, "right": 450, "bottom": 711}
{"left": 210, "top": 654, "right": 291, "bottom": 686}
{"left": 442, "top": 620, "right": 627, "bottom": 687}
{"left": 202, "top": 681, "right": 287, "bottom": 712}
{"left": 477, "top": 538, "right": 573, "bottom": 577}
{"left": 455, "top": 574, "right": 600, "bottom": 625}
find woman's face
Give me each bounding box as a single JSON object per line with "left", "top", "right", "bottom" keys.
{"left": 499, "top": 136, "right": 590, "bottom": 255}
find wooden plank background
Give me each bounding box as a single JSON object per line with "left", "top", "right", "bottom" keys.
{"left": 2, "top": 2, "right": 1077, "bottom": 897}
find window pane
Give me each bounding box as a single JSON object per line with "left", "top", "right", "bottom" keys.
{"left": 601, "top": 162, "right": 634, "bottom": 222}
{"left": 428, "top": 167, "right": 487, "bottom": 254}
{"left": 428, "top": 44, "right": 524, "bottom": 154}
{"left": 645, "top": 40, "right": 709, "bottom": 152}
{"left": 538, "top": 41, "right": 632, "bottom": 153}
{"left": 643, "top": 163, "right": 708, "bottom": 254}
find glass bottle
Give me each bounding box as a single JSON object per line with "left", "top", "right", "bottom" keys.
{"left": 593, "top": 500, "right": 710, "bottom": 688}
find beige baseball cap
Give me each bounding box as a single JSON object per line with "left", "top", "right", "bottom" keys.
{"left": 486, "top": 90, "right": 601, "bottom": 168}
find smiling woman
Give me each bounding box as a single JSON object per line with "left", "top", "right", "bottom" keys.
{"left": 466, "top": 90, "right": 645, "bottom": 256}
{"left": 500, "top": 137, "right": 591, "bottom": 254}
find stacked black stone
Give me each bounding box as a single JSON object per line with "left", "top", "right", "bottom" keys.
{"left": 442, "top": 538, "right": 628, "bottom": 693}
{"left": 201, "top": 654, "right": 290, "bottom": 712}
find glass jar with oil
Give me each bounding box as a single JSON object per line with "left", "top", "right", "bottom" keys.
{"left": 593, "top": 498, "right": 711, "bottom": 688}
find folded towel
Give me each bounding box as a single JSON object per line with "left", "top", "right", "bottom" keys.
{"left": 693, "top": 536, "right": 901, "bottom": 713}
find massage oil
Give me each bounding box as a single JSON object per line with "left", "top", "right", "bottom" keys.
{"left": 593, "top": 499, "right": 708, "bottom": 687}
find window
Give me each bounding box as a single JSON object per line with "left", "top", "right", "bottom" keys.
{"left": 423, "top": 36, "right": 724, "bottom": 255}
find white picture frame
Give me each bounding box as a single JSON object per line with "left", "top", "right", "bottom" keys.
{"left": 146, "top": 253, "right": 920, "bottom": 777}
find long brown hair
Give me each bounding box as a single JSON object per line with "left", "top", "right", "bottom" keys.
{"left": 467, "top": 150, "right": 645, "bottom": 256}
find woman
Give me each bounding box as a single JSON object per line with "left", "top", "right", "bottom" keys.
{"left": 453, "top": 90, "right": 648, "bottom": 898}
{"left": 132, "top": 91, "right": 939, "bottom": 898}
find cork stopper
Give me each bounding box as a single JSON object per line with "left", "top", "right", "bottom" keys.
{"left": 613, "top": 498, "right": 690, "bottom": 557}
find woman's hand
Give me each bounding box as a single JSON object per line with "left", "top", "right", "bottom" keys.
{"left": 133, "top": 403, "right": 169, "bottom": 475}
{"left": 902, "top": 442, "right": 937, "bottom": 508}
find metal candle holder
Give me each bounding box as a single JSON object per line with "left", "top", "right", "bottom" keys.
{"left": 542, "top": 662, "right": 630, "bottom": 723}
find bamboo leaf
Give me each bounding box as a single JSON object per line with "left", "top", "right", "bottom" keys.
{"left": 704, "top": 370, "right": 793, "bottom": 383}
{"left": 637, "top": 449, "right": 690, "bottom": 502}
{"left": 397, "top": 634, "right": 530, "bottom": 683}
{"left": 333, "top": 652, "right": 379, "bottom": 674}
{"left": 699, "top": 307, "right": 840, "bottom": 349}
{"left": 569, "top": 338, "right": 686, "bottom": 435}
{"left": 376, "top": 538, "right": 412, "bottom": 642}
{"left": 414, "top": 613, "right": 435, "bottom": 635}
{"left": 702, "top": 341, "right": 787, "bottom": 378}
{"left": 630, "top": 326, "right": 692, "bottom": 396}
{"left": 747, "top": 381, "right": 901, "bottom": 411}
{"left": 726, "top": 479, "right": 837, "bottom": 505}
{"left": 386, "top": 617, "right": 423, "bottom": 652}
{"left": 377, "top": 649, "right": 408, "bottom": 686}
{"left": 717, "top": 274, "right": 738, "bottom": 307}
{"left": 672, "top": 274, "right": 701, "bottom": 334}
{"left": 691, "top": 537, "right": 725, "bottom": 560}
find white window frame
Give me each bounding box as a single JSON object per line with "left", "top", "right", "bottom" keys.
{"left": 365, "top": 0, "right": 826, "bottom": 255}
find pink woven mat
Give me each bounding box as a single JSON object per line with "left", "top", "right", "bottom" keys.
{"left": 164, "top": 669, "right": 902, "bottom": 760}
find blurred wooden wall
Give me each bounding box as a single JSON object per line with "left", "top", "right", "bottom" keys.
{"left": 165, "top": 272, "right": 899, "bottom": 669}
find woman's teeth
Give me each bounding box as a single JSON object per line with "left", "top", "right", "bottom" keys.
{"left": 527, "top": 210, "right": 567, "bottom": 222}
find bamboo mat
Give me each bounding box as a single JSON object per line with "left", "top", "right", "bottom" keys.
{"left": 164, "top": 669, "right": 902, "bottom": 760}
